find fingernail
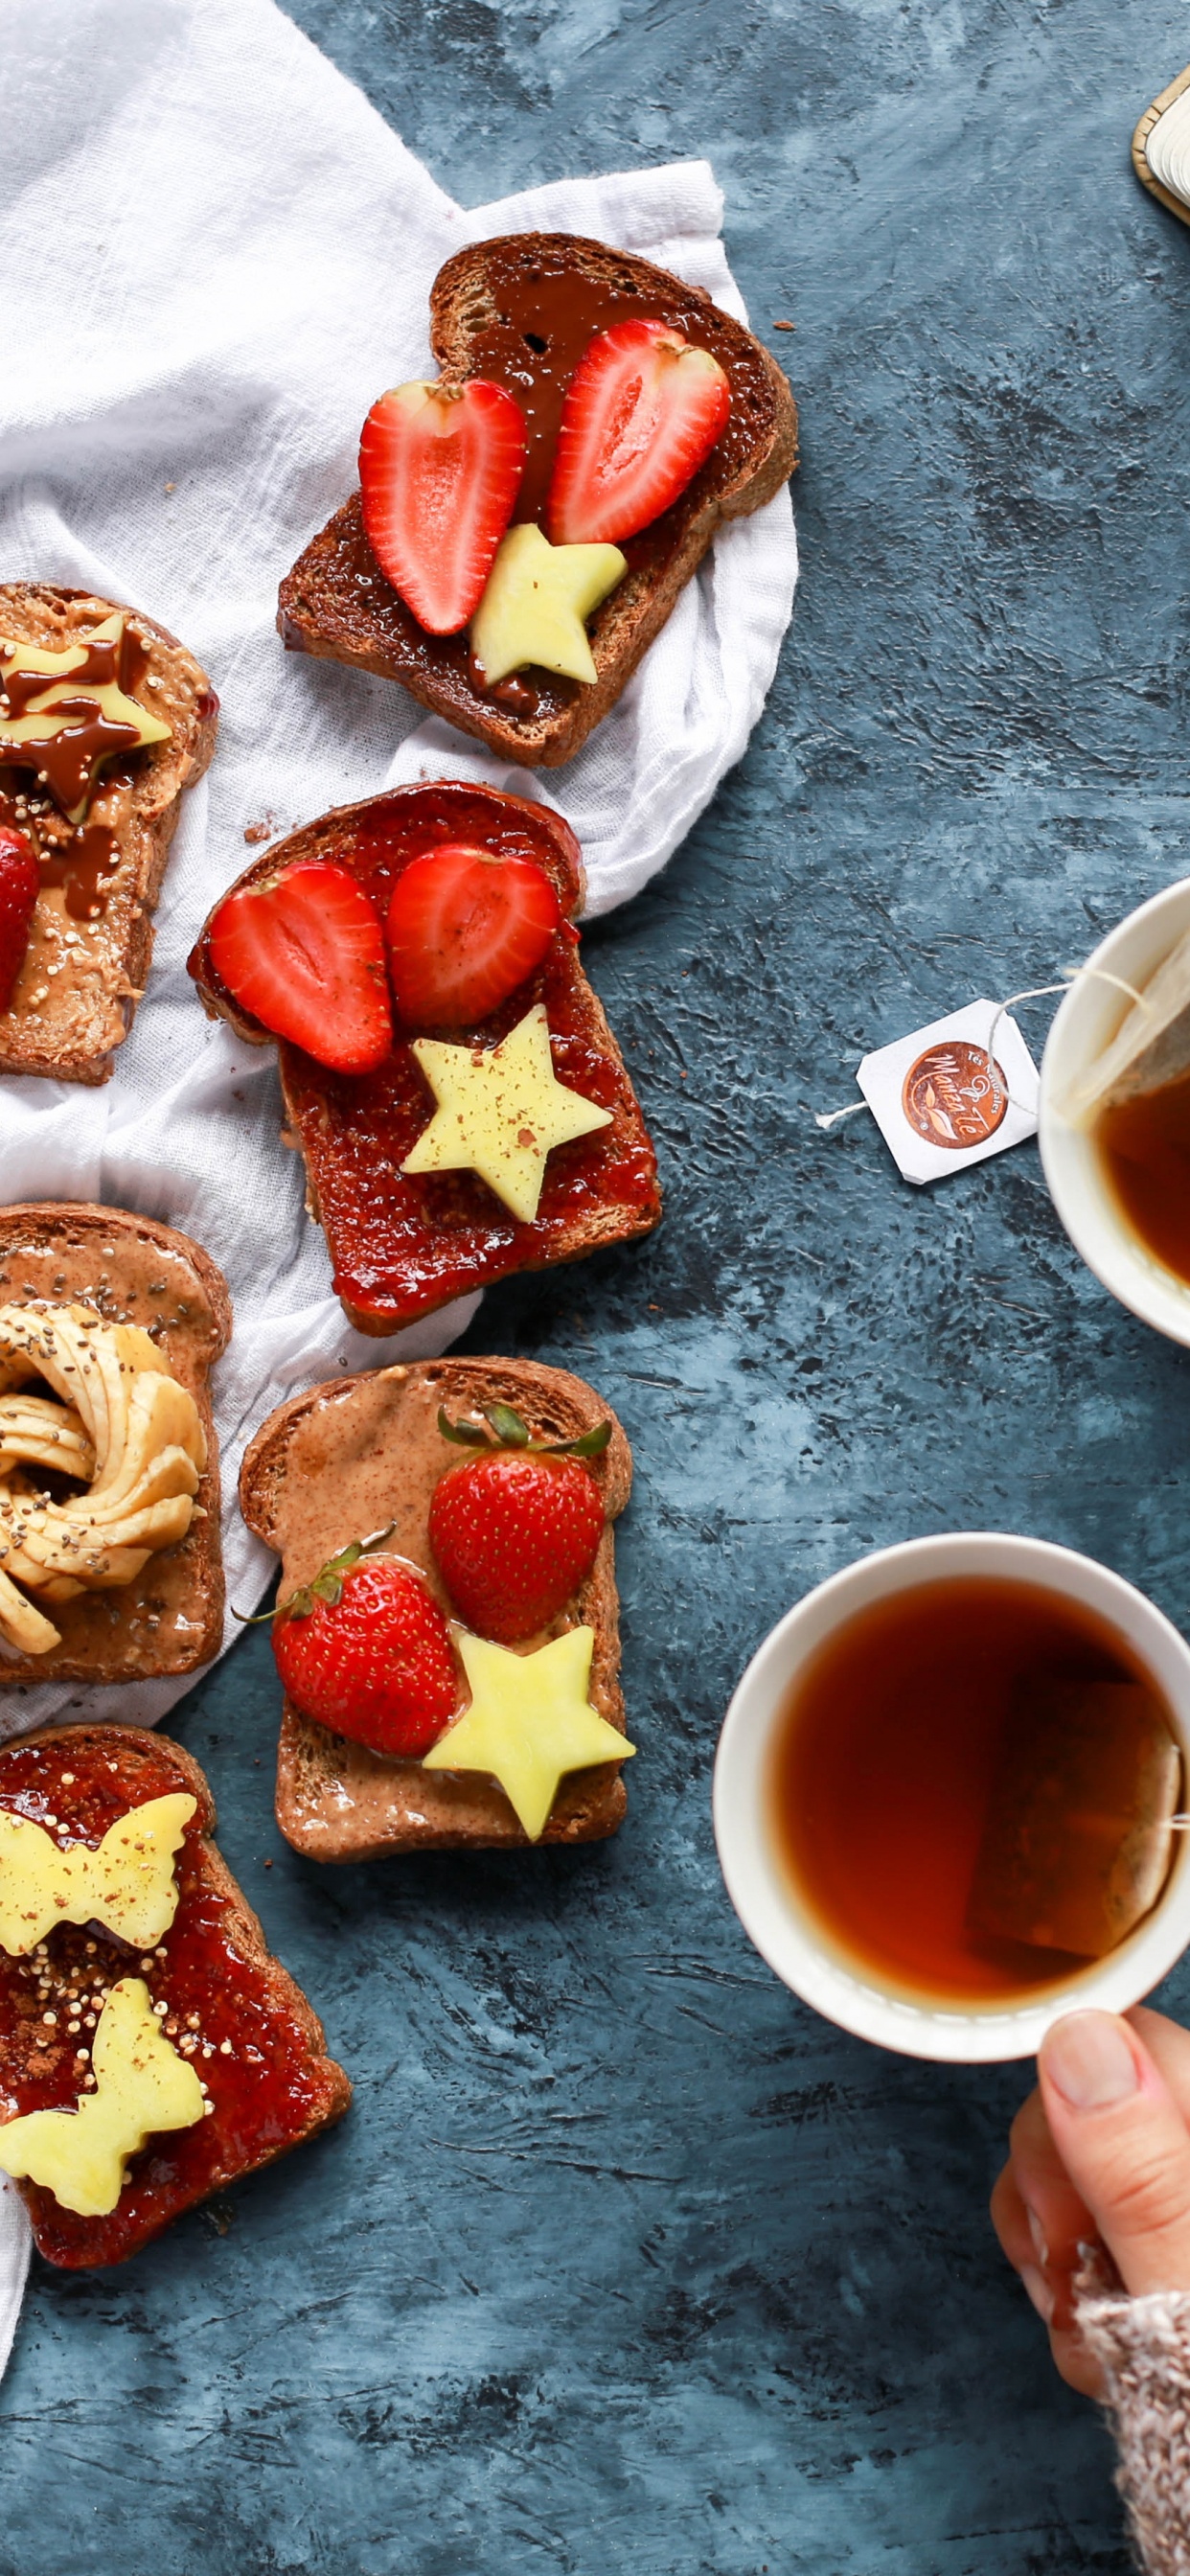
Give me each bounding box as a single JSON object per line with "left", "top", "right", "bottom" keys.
{"left": 1027, "top": 2205, "right": 1048, "bottom": 2268}
{"left": 1020, "top": 2264, "right": 1055, "bottom": 2325}
{"left": 1042, "top": 2012, "right": 1140, "bottom": 2110}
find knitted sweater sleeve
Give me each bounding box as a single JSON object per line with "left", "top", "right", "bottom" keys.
{"left": 1075, "top": 2266, "right": 1190, "bottom": 2576}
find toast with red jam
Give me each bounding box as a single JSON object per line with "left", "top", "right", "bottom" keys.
{"left": 278, "top": 232, "right": 797, "bottom": 768}
{"left": 0, "top": 1726, "right": 351, "bottom": 2266}
{"left": 0, "top": 586, "right": 217, "bottom": 1082}
{"left": 187, "top": 782, "right": 661, "bottom": 1334}
{"left": 240, "top": 1356, "right": 633, "bottom": 1858}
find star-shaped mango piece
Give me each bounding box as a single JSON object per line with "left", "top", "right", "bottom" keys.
{"left": 0, "top": 612, "right": 172, "bottom": 820}
{"left": 402, "top": 1001, "right": 613, "bottom": 1223}
{"left": 423, "top": 1624, "right": 634, "bottom": 1841}
{"left": 470, "top": 522, "right": 627, "bottom": 686}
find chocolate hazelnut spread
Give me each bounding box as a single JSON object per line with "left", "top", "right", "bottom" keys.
{"left": 459, "top": 246, "right": 736, "bottom": 530}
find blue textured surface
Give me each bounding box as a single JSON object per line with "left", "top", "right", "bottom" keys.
{"left": 4, "top": 3, "right": 1190, "bottom": 2569}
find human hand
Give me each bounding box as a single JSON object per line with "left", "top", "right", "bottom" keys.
{"left": 991, "top": 2006, "right": 1190, "bottom": 2396}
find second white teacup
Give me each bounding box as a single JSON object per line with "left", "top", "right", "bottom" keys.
{"left": 1040, "top": 872, "right": 1190, "bottom": 1346}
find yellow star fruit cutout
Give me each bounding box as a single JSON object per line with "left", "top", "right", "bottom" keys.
{"left": 0, "top": 1976, "right": 204, "bottom": 2216}
{"left": 470, "top": 522, "right": 627, "bottom": 685}
{"left": 0, "top": 612, "right": 172, "bottom": 821}
{"left": 423, "top": 1623, "right": 634, "bottom": 1841}
{"left": 402, "top": 1001, "right": 613, "bottom": 1223}
{"left": 0, "top": 1793, "right": 196, "bottom": 1957}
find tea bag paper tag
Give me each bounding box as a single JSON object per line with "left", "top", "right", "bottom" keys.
{"left": 857, "top": 1001, "right": 1040, "bottom": 1186}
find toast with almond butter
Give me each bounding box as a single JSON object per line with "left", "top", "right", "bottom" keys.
{"left": 278, "top": 231, "right": 797, "bottom": 768}
{"left": 0, "top": 1724, "right": 351, "bottom": 2266}
{"left": 240, "top": 1356, "right": 633, "bottom": 1859}
{"left": 0, "top": 1204, "right": 228, "bottom": 1686}
{"left": 187, "top": 782, "right": 660, "bottom": 1334}
{"left": 0, "top": 585, "right": 217, "bottom": 1083}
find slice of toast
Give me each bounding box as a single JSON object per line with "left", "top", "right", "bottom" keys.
{"left": 0, "top": 585, "right": 217, "bottom": 1083}
{"left": 278, "top": 232, "right": 797, "bottom": 768}
{"left": 240, "top": 1356, "right": 633, "bottom": 1858}
{"left": 188, "top": 783, "right": 661, "bottom": 1334}
{"left": 1133, "top": 63, "right": 1190, "bottom": 228}
{"left": 0, "top": 1724, "right": 351, "bottom": 2266}
{"left": 0, "top": 1204, "right": 228, "bottom": 1686}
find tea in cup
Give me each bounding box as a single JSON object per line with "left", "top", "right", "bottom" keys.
{"left": 714, "top": 1534, "right": 1190, "bottom": 2061}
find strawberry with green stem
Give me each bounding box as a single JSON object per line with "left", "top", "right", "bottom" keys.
{"left": 241, "top": 1523, "right": 459, "bottom": 1758}
{"left": 428, "top": 1403, "right": 610, "bottom": 1644}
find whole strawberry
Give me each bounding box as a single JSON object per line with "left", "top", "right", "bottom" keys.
{"left": 428, "top": 1402, "right": 609, "bottom": 1644}
{"left": 0, "top": 826, "right": 39, "bottom": 1012}
{"left": 266, "top": 1528, "right": 459, "bottom": 1758}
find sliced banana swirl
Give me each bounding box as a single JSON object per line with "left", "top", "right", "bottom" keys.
{"left": 0, "top": 1303, "right": 206, "bottom": 1655}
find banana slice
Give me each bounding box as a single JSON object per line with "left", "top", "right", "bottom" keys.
{"left": 0, "top": 1304, "right": 207, "bottom": 1653}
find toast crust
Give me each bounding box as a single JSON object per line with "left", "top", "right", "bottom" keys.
{"left": 278, "top": 232, "right": 798, "bottom": 767}
{"left": 0, "top": 586, "right": 217, "bottom": 1083}
{"left": 0, "top": 1204, "right": 229, "bottom": 1687}
{"left": 0, "top": 1724, "right": 351, "bottom": 2266}
{"left": 240, "top": 1357, "right": 633, "bottom": 1859}
{"left": 188, "top": 785, "right": 661, "bottom": 1334}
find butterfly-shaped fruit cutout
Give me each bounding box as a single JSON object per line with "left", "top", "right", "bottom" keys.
{"left": 0, "top": 1977, "right": 204, "bottom": 2214}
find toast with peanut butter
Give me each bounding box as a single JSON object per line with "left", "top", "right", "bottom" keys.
{"left": 0, "top": 1204, "right": 228, "bottom": 1687}
{"left": 240, "top": 1356, "right": 633, "bottom": 1859}
{"left": 0, "top": 1724, "right": 351, "bottom": 2266}
{"left": 0, "top": 585, "right": 217, "bottom": 1083}
{"left": 278, "top": 232, "right": 797, "bottom": 769}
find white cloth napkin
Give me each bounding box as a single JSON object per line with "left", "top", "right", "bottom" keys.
{"left": 0, "top": 0, "right": 796, "bottom": 2351}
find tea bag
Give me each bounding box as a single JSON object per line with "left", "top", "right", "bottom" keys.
{"left": 968, "top": 1680, "right": 1181, "bottom": 1959}
{"left": 1061, "top": 926, "right": 1190, "bottom": 1126}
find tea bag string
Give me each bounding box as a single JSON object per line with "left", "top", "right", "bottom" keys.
{"left": 814, "top": 964, "right": 1155, "bottom": 1131}
{"left": 981, "top": 967, "right": 1154, "bottom": 1114}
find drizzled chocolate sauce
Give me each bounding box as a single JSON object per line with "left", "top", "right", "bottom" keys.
{"left": 40, "top": 822, "right": 120, "bottom": 921}
{"left": 0, "top": 619, "right": 153, "bottom": 816}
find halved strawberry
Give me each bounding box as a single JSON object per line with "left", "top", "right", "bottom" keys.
{"left": 208, "top": 862, "right": 393, "bottom": 1073}
{"left": 0, "top": 827, "right": 39, "bottom": 1013}
{"left": 359, "top": 379, "right": 527, "bottom": 634}
{"left": 546, "top": 320, "right": 731, "bottom": 547}
{"left": 385, "top": 842, "right": 562, "bottom": 1027}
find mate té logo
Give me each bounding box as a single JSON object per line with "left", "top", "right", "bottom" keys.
{"left": 900, "top": 1040, "right": 1007, "bottom": 1150}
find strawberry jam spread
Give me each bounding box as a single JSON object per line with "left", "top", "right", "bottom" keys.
{"left": 189, "top": 784, "right": 661, "bottom": 1332}
{"left": 0, "top": 1730, "right": 340, "bottom": 2266}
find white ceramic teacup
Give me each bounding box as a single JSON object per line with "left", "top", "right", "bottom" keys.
{"left": 1040, "top": 873, "right": 1190, "bottom": 1346}
{"left": 713, "top": 1532, "right": 1190, "bottom": 2063}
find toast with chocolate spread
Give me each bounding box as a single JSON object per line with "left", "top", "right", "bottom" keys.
{"left": 0, "top": 1725, "right": 351, "bottom": 2266}
{"left": 0, "top": 1204, "right": 228, "bottom": 1687}
{"left": 278, "top": 232, "right": 797, "bottom": 768}
{"left": 240, "top": 1357, "right": 632, "bottom": 1859}
{"left": 188, "top": 783, "right": 660, "bottom": 1334}
{"left": 0, "top": 585, "right": 217, "bottom": 1083}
